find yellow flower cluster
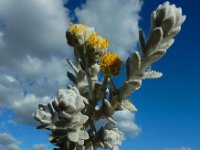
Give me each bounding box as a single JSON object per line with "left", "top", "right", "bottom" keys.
{"left": 87, "top": 33, "right": 110, "bottom": 49}
{"left": 99, "top": 52, "right": 122, "bottom": 75}
{"left": 66, "top": 23, "right": 123, "bottom": 73}
{"left": 69, "top": 23, "right": 87, "bottom": 35}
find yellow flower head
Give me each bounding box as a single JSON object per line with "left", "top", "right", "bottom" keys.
{"left": 68, "top": 23, "right": 87, "bottom": 35}
{"left": 87, "top": 33, "right": 109, "bottom": 49}
{"left": 99, "top": 52, "right": 122, "bottom": 75}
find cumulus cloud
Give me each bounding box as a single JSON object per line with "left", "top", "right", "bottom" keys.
{"left": 0, "top": 74, "right": 23, "bottom": 107}
{"left": 0, "top": 73, "right": 54, "bottom": 124}
{"left": 0, "top": 32, "right": 4, "bottom": 46}
{"left": 33, "top": 144, "right": 49, "bottom": 150}
{"left": 0, "top": 57, "right": 73, "bottom": 124}
{"left": 0, "top": 0, "right": 73, "bottom": 124}
{"left": 13, "top": 94, "right": 52, "bottom": 124}
{"left": 0, "top": 132, "right": 21, "bottom": 150}
{"left": 113, "top": 109, "right": 141, "bottom": 137}
{"left": 95, "top": 108, "right": 140, "bottom": 138}
{"left": 17, "top": 55, "right": 69, "bottom": 97}
{"left": 75, "top": 0, "right": 143, "bottom": 60}
{"left": 0, "top": 0, "right": 71, "bottom": 61}
{"left": 163, "top": 147, "right": 192, "bottom": 150}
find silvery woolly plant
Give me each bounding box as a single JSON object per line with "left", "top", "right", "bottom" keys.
{"left": 33, "top": 2, "right": 186, "bottom": 150}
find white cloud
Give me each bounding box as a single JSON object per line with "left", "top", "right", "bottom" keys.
{"left": 0, "top": 0, "right": 73, "bottom": 124}
{"left": 0, "top": 74, "right": 23, "bottom": 107}
{"left": 18, "top": 55, "right": 69, "bottom": 97}
{"left": 0, "top": 132, "right": 21, "bottom": 150}
{"left": 163, "top": 147, "right": 192, "bottom": 150}
{"left": 0, "top": 0, "right": 72, "bottom": 62}
{"left": 0, "top": 32, "right": 4, "bottom": 46}
{"left": 94, "top": 108, "right": 140, "bottom": 139}
{"left": 13, "top": 94, "right": 52, "bottom": 124}
{"left": 113, "top": 109, "right": 141, "bottom": 137}
{"left": 75, "top": 0, "right": 143, "bottom": 60}
{"left": 0, "top": 74, "right": 53, "bottom": 124}
{"left": 33, "top": 144, "right": 49, "bottom": 150}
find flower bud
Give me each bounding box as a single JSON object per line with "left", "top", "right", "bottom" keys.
{"left": 66, "top": 23, "right": 87, "bottom": 46}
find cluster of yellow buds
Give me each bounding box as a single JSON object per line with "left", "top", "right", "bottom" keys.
{"left": 66, "top": 23, "right": 122, "bottom": 75}
{"left": 86, "top": 33, "right": 109, "bottom": 57}
{"left": 88, "top": 33, "right": 109, "bottom": 49}
{"left": 86, "top": 33, "right": 110, "bottom": 58}
{"left": 99, "top": 52, "right": 122, "bottom": 76}
{"left": 66, "top": 23, "right": 109, "bottom": 55}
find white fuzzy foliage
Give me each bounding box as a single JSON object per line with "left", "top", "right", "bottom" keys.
{"left": 33, "top": 104, "right": 53, "bottom": 125}
{"left": 102, "top": 128, "right": 124, "bottom": 149}
{"left": 54, "top": 87, "right": 86, "bottom": 113}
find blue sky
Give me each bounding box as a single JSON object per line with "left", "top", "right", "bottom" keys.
{"left": 0, "top": 0, "right": 199, "bottom": 150}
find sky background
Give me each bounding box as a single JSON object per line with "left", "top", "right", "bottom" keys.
{"left": 0, "top": 0, "right": 199, "bottom": 150}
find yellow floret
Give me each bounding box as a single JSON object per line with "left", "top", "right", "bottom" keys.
{"left": 88, "top": 33, "right": 109, "bottom": 49}
{"left": 99, "top": 52, "right": 122, "bottom": 75}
